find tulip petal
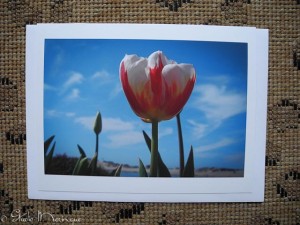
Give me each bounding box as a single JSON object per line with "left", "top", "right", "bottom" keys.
{"left": 162, "top": 64, "right": 196, "bottom": 119}
{"left": 148, "top": 51, "right": 168, "bottom": 68}
{"left": 162, "top": 63, "right": 195, "bottom": 95}
{"left": 122, "top": 54, "right": 148, "bottom": 95}
{"left": 120, "top": 59, "right": 147, "bottom": 119}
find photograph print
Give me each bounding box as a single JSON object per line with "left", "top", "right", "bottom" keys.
{"left": 43, "top": 38, "right": 248, "bottom": 178}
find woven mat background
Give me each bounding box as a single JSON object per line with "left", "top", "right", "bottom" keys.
{"left": 0, "top": 0, "right": 299, "bottom": 224}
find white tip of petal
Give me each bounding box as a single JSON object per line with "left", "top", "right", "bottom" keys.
{"left": 162, "top": 63, "right": 196, "bottom": 92}
{"left": 122, "top": 54, "right": 143, "bottom": 68}
{"left": 120, "top": 54, "right": 149, "bottom": 94}
{"left": 148, "top": 51, "right": 169, "bottom": 68}
{"left": 177, "top": 64, "right": 196, "bottom": 79}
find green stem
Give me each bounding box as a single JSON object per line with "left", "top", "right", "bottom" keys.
{"left": 150, "top": 121, "right": 159, "bottom": 177}
{"left": 91, "top": 134, "right": 99, "bottom": 175}
{"left": 176, "top": 113, "right": 184, "bottom": 177}
{"left": 95, "top": 134, "right": 99, "bottom": 158}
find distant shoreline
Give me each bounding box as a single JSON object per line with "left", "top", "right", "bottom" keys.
{"left": 100, "top": 161, "right": 244, "bottom": 177}
{"left": 48, "top": 155, "right": 244, "bottom": 177}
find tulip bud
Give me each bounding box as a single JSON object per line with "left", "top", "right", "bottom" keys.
{"left": 93, "top": 111, "right": 102, "bottom": 135}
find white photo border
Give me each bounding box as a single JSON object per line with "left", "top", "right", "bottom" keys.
{"left": 26, "top": 24, "right": 268, "bottom": 202}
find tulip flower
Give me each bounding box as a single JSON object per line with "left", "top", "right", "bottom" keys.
{"left": 120, "top": 51, "right": 196, "bottom": 176}
{"left": 120, "top": 51, "right": 196, "bottom": 123}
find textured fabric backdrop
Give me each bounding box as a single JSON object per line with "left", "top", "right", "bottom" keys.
{"left": 0, "top": 1, "right": 299, "bottom": 224}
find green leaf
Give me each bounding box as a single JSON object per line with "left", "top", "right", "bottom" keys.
{"left": 176, "top": 113, "right": 185, "bottom": 177}
{"left": 142, "top": 130, "right": 151, "bottom": 149}
{"left": 183, "top": 146, "right": 195, "bottom": 177}
{"left": 72, "top": 159, "right": 81, "bottom": 175}
{"left": 45, "top": 141, "right": 56, "bottom": 173}
{"left": 77, "top": 157, "right": 89, "bottom": 175}
{"left": 87, "top": 152, "right": 98, "bottom": 175}
{"left": 77, "top": 144, "right": 86, "bottom": 158}
{"left": 44, "top": 135, "right": 55, "bottom": 156}
{"left": 113, "top": 165, "right": 122, "bottom": 177}
{"left": 72, "top": 145, "right": 87, "bottom": 175}
{"left": 142, "top": 131, "right": 171, "bottom": 177}
{"left": 139, "top": 159, "right": 148, "bottom": 177}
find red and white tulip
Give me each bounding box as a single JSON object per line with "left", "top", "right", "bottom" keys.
{"left": 120, "top": 51, "right": 196, "bottom": 122}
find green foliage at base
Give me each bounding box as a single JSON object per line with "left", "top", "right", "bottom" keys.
{"left": 44, "top": 110, "right": 122, "bottom": 177}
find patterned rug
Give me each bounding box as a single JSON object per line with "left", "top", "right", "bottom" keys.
{"left": 0, "top": 1, "right": 299, "bottom": 224}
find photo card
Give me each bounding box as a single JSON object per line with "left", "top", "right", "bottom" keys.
{"left": 26, "top": 23, "right": 268, "bottom": 202}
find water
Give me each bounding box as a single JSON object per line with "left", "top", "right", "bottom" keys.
{"left": 121, "top": 171, "right": 139, "bottom": 177}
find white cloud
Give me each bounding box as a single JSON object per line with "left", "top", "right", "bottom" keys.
{"left": 74, "top": 116, "right": 136, "bottom": 132}
{"left": 194, "top": 138, "right": 235, "bottom": 153}
{"left": 103, "top": 118, "right": 135, "bottom": 132}
{"left": 65, "top": 88, "right": 80, "bottom": 100}
{"left": 54, "top": 51, "right": 64, "bottom": 67}
{"left": 45, "top": 110, "right": 75, "bottom": 118}
{"left": 63, "top": 72, "right": 84, "bottom": 89}
{"left": 44, "top": 83, "right": 57, "bottom": 91}
{"left": 46, "top": 109, "right": 61, "bottom": 117}
{"left": 91, "top": 70, "right": 114, "bottom": 86}
{"left": 75, "top": 116, "right": 137, "bottom": 150}
{"left": 193, "top": 84, "right": 246, "bottom": 121}
{"left": 104, "top": 126, "right": 173, "bottom": 149}
{"left": 49, "top": 48, "right": 64, "bottom": 76}
{"left": 74, "top": 115, "right": 143, "bottom": 148}
{"left": 141, "top": 127, "right": 173, "bottom": 140}
{"left": 91, "top": 70, "right": 110, "bottom": 80}
{"left": 189, "top": 84, "right": 246, "bottom": 139}
{"left": 74, "top": 115, "right": 173, "bottom": 149}
{"left": 187, "top": 120, "right": 208, "bottom": 139}
{"left": 187, "top": 119, "right": 221, "bottom": 139}
{"left": 65, "top": 112, "right": 76, "bottom": 117}
{"left": 105, "top": 131, "right": 144, "bottom": 148}
{"left": 74, "top": 116, "right": 94, "bottom": 130}
{"left": 109, "top": 83, "right": 123, "bottom": 99}
{"left": 159, "top": 127, "right": 173, "bottom": 138}
{"left": 202, "top": 75, "right": 230, "bottom": 84}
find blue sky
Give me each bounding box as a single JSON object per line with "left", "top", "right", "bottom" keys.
{"left": 44, "top": 39, "right": 247, "bottom": 170}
